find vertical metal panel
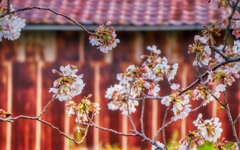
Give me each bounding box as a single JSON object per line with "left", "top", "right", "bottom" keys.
{"left": 41, "top": 63, "right": 65, "bottom": 150}
{"left": 0, "top": 62, "right": 9, "bottom": 150}
{"left": 11, "top": 62, "right": 37, "bottom": 150}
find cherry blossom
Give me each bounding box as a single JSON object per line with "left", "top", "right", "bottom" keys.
{"left": 193, "top": 114, "right": 223, "bottom": 142}
{"left": 0, "top": 4, "right": 26, "bottom": 41}
{"left": 188, "top": 35, "right": 212, "bottom": 67}
{"left": 0, "top": 109, "right": 11, "bottom": 119}
{"left": 179, "top": 136, "right": 197, "bottom": 150}
{"left": 161, "top": 96, "right": 172, "bottom": 107}
{"left": 65, "top": 95, "right": 100, "bottom": 123}
{"left": 232, "top": 21, "right": 240, "bottom": 39}
{"left": 89, "top": 21, "right": 120, "bottom": 53}
{"left": 215, "top": 84, "right": 226, "bottom": 92}
{"left": 147, "top": 45, "right": 161, "bottom": 54}
{"left": 49, "top": 64, "right": 85, "bottom": 101}
{"left": 170, "top": 83, "right": 180, "bottom": 90}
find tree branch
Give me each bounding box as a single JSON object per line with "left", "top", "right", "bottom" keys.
{"left": 186, "top": 135, "right": 192, "bottom": 150}
{"left": 222, "top": 0, "right": 239, "bottom": 52}
{"left": 196, "top": 60, "right": 226, "bottom": 107}
{"left": 162, "top": 106, "right": 170, "bottom": 150}
{"left": 233, "top": 113, "right": 240, "bottom": 125}
{"left": 0, "top": 6, "right": 99, "bottom": 36}
{"left": 222, "top": 79, "right": 240, "bottom": 148}
{"left": 210, "top": 45, "right": 229, "bottom": 61}
{"left": 140, "top": 95, "right": 145, "bottom": 135}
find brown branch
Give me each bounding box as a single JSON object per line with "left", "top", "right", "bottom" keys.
{"left": 222, "top": 0, "right": 239, "bottom": 52}
{"left": 140, "top": 95, "right": 145, "bottom": 135}
{"left": 196, "top": 60, "right": 226, "bottom": 107}
{"left": 210, "top": 45, "right": 229, "bottom": 61}
{"left": 130, "top": 96, "right": 164, "bottom": 100}
{"left": 1, "top": 84, "right": 62, "bottom": 122}
{"left": 130, "top": 129, "right": 165, "bottom": 150}
{"left": 186, "top": 135, "right": 192, "bottom": 150}
{"left": 222, "top": 79, "right": 240, "bottom": 148}
{"left": 131, "top": 55, "right": 240, "bottom": 102}
{"left": 7, "top": 0, "right": 10, "bottom": 13}
{"left": 154, "top": 119, "right": 174, "bottom": 143}
{"left": 0, "top": 6, "right": 99, "bottom": 36}
{"left": 162, "top": 106, "right": 170, "bottom": 150}
{"left": 191, "top": 99, "right": 204, "bottom": 112}
{"left": 78, "top": 120, "right": 138, "bottom": 137}
{"left": 180, "top": 55, "right": 240, "bottom": 95}
{"left": 126, "top": 76, "right": 137, "bottom": 131}
{"left": 234, "top": 114, "right": 240, "bottom": 125}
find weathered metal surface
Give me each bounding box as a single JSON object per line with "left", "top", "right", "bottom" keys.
{"left": 0, "top": 30, "right": 239, "bottom": 150}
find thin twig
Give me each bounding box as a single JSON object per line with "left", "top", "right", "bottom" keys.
{"left": 196, "top": 61, "right": 226, "bottom": 107}
{"left": 125, "top": 76, "right": 137, "bottom": 131}
{"left": 129, "top": 129, "right": 165, "bottom": 150}
{"left": 210, "top": 45, "right": 229, "bottom": 61}
{"left": 162, "top": 106, "right": 170, "bottom": 150}
{"left": 140, "top": 95, "right": 145, "bottom": 135}
{"left": 77, "top": 115, "right": 94, "bottom": 144}
{"left": 37, "top": 85, "right": 62, "bottom": 118}
{"left": 196, "top": 54, "right": 210, "bottom": 70}
{"left": 131, "top": 55, "right": 240, "bottom": 101}
{"left": 7, "top": 0, "right": 10, "bottom": 13}
{"left": 1, "top": 84, "right": 62, "bottom": 122}
{"left": 154, "top": 120, "right": 174, "bottom": 143}
{"left": 233, "top": 114, "right": 240, "bottom": 125}
{"left": 223, "top": 0, "right": 240, "bottom": 52}
{"left": 0, "top": 6, "right": 99, "bottom": 36}
{"left": 79, "top": 122, "right": 138, "bottom": 136}
{"left": 191, "top": 99, "right": 204, "bottom": 112}
{"left": 222, "top": 79, "right": 240, "bottom": 148}
{"left": 232, "top": 18, "right": 240, "bottom": 20}
{"left": 130, "top": 96, "right": 164, "bottom": 100}
{"left": 186, "top": 135, "right": 192, "bottom": 150}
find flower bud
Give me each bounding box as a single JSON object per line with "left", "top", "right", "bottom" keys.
{"left": 197, "top": 139, "right": 204, "bottom": 146}
{"left": 106, "top": 21, "right": 111, "bottom": 26}
{"left": 52, "top": 69, "right": 58, "bottom": 73}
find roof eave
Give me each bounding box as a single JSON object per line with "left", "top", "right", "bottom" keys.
{"left": 23, "top": 24, "right": 223, "bottom": 31}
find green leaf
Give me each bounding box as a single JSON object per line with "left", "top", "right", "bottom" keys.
{"left": 218, "top": 107, "right": 225, "bottom": 110}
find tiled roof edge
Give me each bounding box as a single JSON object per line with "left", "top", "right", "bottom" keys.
{"left": 23, "top": 24, "right": 223, "bottom": 31}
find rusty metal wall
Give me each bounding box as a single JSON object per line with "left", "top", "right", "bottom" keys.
{"left": 0, "top": 30, "right": 239, "bottom": 150}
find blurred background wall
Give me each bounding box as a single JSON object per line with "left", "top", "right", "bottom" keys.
{"left": 0, "top": 0, "right": 239, "bottom": 150}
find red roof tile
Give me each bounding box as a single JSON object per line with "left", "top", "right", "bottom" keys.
{"left": 6, "top": 0, "right": 227, "bottom": 26}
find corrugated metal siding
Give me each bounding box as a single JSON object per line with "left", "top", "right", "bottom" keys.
{"left": 0, "top": 30, "right": 239, "bottom": 150}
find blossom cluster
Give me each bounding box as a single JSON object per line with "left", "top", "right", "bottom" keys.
{"left": 193, "top": 113, "right": 223, "bottom": 142}
{"left": 49, "top": 64, "right": 85, "bottom": 101}
{"left": 161, "top": 90, "right": 192, "bottom": 121}
{"left": 0, "top": 4, "right": 25, "bottom": 41}
{"left": 176, "top": 114, "right": 223, "bottom": 150}
{"left": 106, "top": 45, "right": 179, "bottom": 115}
{"left": 191, "top": 84, "right": 220, "bottom": 106}
{"left": 89, "top": 21, "right": 120, "bottom": 53}
{"left": 106, "top": 84, "right": 139, "bottom": 115}
{"left": 65, "top": 94, "right": 100, "bottom": 123}
{"left": 0, "top": 109, "right": 11, "bottom": 119}
{"left": 214, "top": 137, "right": 239, "bottom": 150}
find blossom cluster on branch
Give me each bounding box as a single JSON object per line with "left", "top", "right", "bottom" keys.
{"left": 0, "top": 4, "right": 25, "bottom": 41}
{"left": 89, "top": 21, "right": 120, "bottom": 53}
